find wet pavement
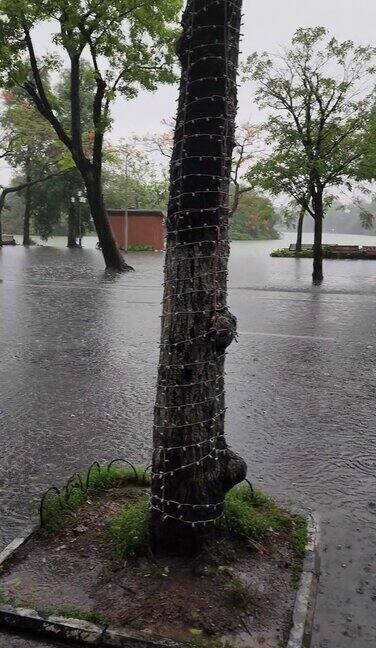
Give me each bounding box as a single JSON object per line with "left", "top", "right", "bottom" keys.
{"left": 0, "top": 235, "right": 376, "bottom": 647}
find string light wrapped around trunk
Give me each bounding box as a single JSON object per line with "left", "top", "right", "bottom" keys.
{"left": 151, "top": 0, "right": 247, "bottom": 554}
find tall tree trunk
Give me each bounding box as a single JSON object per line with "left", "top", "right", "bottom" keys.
{"left": 67, "top": 201, "right": 78, "bottom": 247}
{"left": 151, "top": 0, "right": 246, "bottom": 556}
{"left": 23, "top": 153, "right": 32, "bottom": 246}
{"left": 0, "top": 191, "right": 5, "bottom": 246}
{"left": 84, "top": 170, "right": 133, "bottom": 271}
{"left": 312, "top": 191, "right": 324, "bottom": 284}
{"left": 296, "top": 207, "right": 305, "bottom": 253}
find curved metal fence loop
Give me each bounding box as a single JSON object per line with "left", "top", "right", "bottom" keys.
{"left": 85, "top": 461, "right": 102, "bottom": 491}
{"left": 63, "top": 473, "right": 85, "bottom": 502}
{"left": 39, "top": 459, "right": 253, "bottom": 529}
{"left": 245, "top": 478, "right": 254, "bottom": 500}
{"left": 106, "top": 459, "right": 138, "bottom": 482}
{"left": 39, "top": 486, "right": 64, "bottom": 527}
{"left": 143, "top": 465, "right": 152, "bottom": 484}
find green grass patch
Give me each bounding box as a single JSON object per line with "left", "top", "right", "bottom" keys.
{"left": 291, "top": 515, "right": 309, "bottom": 587}
{"left": 52, "top": 606, "right": 106, "bottom": 624}
{"left": 271, "top": 247, "right": 374, "bottom": 260}
{"left": 0, "top": 588, "right": 106, "bottom": 625}
{"left": 109, "top": 495, "right": 150, "bottom": 558}
{"left": 223, "top": 483, "right": 288, "bottom": 541}
{"left": 122, "top": 244, "right": 153, "bottom": 252}
{"left": 224, "top": 577, "right": 255, "bottom": 609}
{"left": 41, "top": 463, "right": 150, "bottom": 534}
{"left": 108, "top": 482, "right": 298, "bottom": 559}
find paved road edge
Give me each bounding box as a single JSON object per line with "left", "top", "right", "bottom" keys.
{"left": 287, "top": 513, "right": 320, "bottom": 648}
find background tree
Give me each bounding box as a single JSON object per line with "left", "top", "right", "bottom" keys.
{"left": 151, "top": 0, "right": 246, "bottom": 555}
{"left": 0, "top": 90, "right": 62, "bottom": 244}
{"left": 244, "top": 27, "right": 375, "bottom": 282}
{"left": 103, "top": 142, "right": 169, "bottom": 212}
{"left": 140, "top": 119, "right": 261, "bottom": 218}
{"left": 229, "top": 190, "right": 279, "bottom": 240}
{"left": 0, "top": 0, "right": 181, "bottom": 270}
{"left": 248, "top": 146, "right": 311, "bottom": 251}
{"left": 229, "top": 122, "right": 260, "bottom": 218}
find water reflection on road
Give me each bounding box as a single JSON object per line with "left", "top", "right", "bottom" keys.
{"left": 1, "top": 234, "right": 376, "bottom": 647}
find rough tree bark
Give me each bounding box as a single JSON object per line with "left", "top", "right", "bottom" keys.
{"left": 67, "top": 201, "right": 78, "bottom": 247}
{"left": 83, "top": 170, "right": 133, "bottom": 270}
{"left": 151, "top": 0, "right": 246, "bottom": 556}
{"left": 312, "top": 190, "right": 324, "bottom": 284}
{"left": 296, "top": 206, "right": 305, "bottom": 253}
{"left": 0, "top": 192, "right": 5, "bottom": 246}
{"left": 23, "top": 151, "right": 32, "bottom": 246}
{"left": 22, "top": 25, "right": 130, "bottom": 272}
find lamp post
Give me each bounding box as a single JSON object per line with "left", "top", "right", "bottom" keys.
{"left": 69, "top": 196, "right": 77, "bottom": 248}
{"left": 77, "top": 190, "right": 85, "bottom": 248}
{"left": 123, "top": 151, "right": 130, "bottom": 252}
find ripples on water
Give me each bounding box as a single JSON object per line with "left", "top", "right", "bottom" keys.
{"left": 1, "top": 233, "right": 376, "bottom": 646}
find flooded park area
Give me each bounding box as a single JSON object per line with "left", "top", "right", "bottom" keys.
{"left": 1, "top": 233, "right": 376, "bottom": 647}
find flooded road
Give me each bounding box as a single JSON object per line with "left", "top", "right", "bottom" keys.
{"left": 1, "top": 234, "right": 376, "bottom": 647}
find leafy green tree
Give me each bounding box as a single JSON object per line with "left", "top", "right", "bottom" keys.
{"left": 229, "top": 190, "right": 279, "bottom": 240}
{"left": 358, "top": 106, "right": 376, "bottom": 182}
{"left": 244, "top": 27, "right": 375, "bottom": 283}
{"left": 0, "top": 0, "right": 181, "bottom": 270}
{"left": 103, "top": 142, "right": 169, "bottom": 212}
{"left": 0, "top": 89, "right": 63, "bottom": 244}
{"left": 229, "top": 122, "right": 260, "bottom": 218}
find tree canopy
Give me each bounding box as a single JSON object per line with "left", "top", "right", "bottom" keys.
{"left": 243, "top": 26, "right": 376, "bottom": 281}
{"left": 0, "top": 0, "right": 182, "bottom": 268}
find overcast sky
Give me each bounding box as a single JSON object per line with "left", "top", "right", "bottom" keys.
{"left": 110, "top": 0, "right": 376, "bottom": 140}
{"left": 1, "top": 0, "right": 376, "bottom": 183}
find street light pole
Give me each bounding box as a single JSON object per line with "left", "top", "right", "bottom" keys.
{"left": 77, "top": 191, "right": 85, "bottom": 248}
{"left": 124, "top": 153, "right": 129, "bottom": 252}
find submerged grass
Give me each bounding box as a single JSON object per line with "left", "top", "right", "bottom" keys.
{"left": 41, "top": 463, "right": 150, "bottom": 534}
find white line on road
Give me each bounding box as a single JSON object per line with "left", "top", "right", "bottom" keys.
{"left": 239, "top": 331, "right": 336, "bottom": 342}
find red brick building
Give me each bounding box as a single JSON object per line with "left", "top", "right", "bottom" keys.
{"left": 107, "top": 209, "right": 165, "bottom": 251}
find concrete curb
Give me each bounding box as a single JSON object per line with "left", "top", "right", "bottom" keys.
{"left": 287, "top": 513, "right": 319, "bottom": 648}
{"left": 0, "top": 515, "right": 319, "bottom": 648}
{"left": 0, "top": 605, "right": 182, "bottom": 648}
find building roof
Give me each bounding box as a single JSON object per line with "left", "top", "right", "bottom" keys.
{"left": 107, "top": 209, "right": 165, "bottom": 218}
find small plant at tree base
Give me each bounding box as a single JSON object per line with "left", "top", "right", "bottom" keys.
{"left": 224, "top": 576, "right": 255, "bottom": 610}
{"left": 223, "top": 483, "right": 288, "bottom": 541}
{"left": 109, "top": 495, "right": 151, "bottom": 558}
{"left": 109, "top": 483, "right": 302, "bottom": 559}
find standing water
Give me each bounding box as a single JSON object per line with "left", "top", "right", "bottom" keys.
{"left": 0, "top": 233, "right": 375, "bottom": 647}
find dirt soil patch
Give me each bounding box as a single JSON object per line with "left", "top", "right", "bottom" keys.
{"left": 0, "top": 486, "right": 300, "bottom": 647}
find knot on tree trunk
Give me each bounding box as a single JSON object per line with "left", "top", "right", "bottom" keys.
{"left": 209, "top": 309, "right": 238, "bottom": 350}
{"left": 221, "top": 449, "right": 247, "bottom": 491}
